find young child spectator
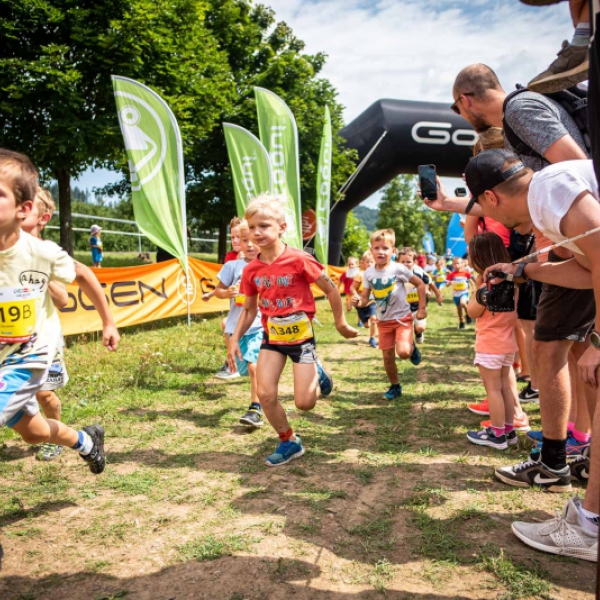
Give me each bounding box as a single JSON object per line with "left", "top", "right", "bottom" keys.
{"left": 356, "top": 230, "right": 427, "bottom": 401}
{"left": 214, "top": 220, "right": 264, "bottom": 428}
{"left": 225, "top": 217, "right": 243, "bottom": 263}
{"left": 447, "top": 257, "right": 472, "bottom": 329}
{"left": 339, "top": 256, "right": 359, "bottom": 311}
{"left": 424, "top": 255, "right": 437, "bottom": 274}
{"left": 465, "top": 232, "right": 526, "bottom": 450}
{"left": 350, "top": 251, "right": 378, "bottom": 348}
{"left": 89, "top": 224, "right": 103, "bottom": 267}
{"left": 229, "top": 194, "right": 357, "bottom": 466}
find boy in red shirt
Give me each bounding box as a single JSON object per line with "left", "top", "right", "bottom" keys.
{"left": 229, "top": 195, "right": 357, "bottom": 467}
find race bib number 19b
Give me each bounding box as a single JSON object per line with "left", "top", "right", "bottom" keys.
{"left": 0, "top": 288, "right": 39, "bottom": 344}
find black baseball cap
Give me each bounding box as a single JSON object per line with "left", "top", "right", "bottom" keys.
{"left": 464, "top": 149, "right": 525, "bottom": 214}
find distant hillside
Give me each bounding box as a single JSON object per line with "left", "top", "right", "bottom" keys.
{"left": 354, "top": 205, "right": 378, "bottom": 231}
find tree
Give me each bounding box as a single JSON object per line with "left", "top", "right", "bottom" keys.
{"left": 341, "top": 211, "right": 370, "bottom": 261}
{"left": 0, "top": 0, "right": 232, "bottom": 254}
{"left": 353, "top": 205, "right": 378, "bottom": 232}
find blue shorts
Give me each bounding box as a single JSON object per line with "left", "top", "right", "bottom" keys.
{"left": 453, "top": 293, "right": 469, "bottom": 307}
{"left": 235, "top": 329, "right": 263, "bottom": 376}
{"left": 92, "top": 249, "right": 103, "bottom": 263}
{"left": 356, "top": 303, "right": 376, "bottom": 324}
{"left": 435, "top": 281, "right": 446, "bottom": 290}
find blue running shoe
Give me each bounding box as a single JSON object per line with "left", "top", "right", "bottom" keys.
{"left": 410, "top": 344, "right": 422, "bottom": 366}
{"left": 535, "top": 434, "right": 589, "bottom": 458}
{"left": 265, "top": 436, "right": 305, "bottom": 467}
{"left": 467, "top": 427, "right": 508, "bottom": 450}
{"left": 383, "top": 384, "right": 402, "bottom": 401}
{"left": 527, "top": 430, "right": 544, "bottom": 442}
{"left": 317, "top": 362, "right": 333, "bottom": 397}
{"left": 368, "top": 337, "right": 378, "bottom": 348}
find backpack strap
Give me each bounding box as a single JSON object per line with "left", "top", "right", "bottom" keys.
{"left": 502, "top": 88, "right": 545, "bottom": 160}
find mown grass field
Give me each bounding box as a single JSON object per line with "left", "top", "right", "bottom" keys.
{"left": 0, "top": 291, "right": 595, "bottom": 599}
{"left": 73, "top": 250, "right": 219, "bottom": 268}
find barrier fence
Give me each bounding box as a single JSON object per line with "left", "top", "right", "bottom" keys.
{"left": 58, "top": 258, "right": 345, "bottom": 336}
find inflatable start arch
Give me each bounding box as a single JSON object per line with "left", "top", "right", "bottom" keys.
{"left": 329, "top": 99, "right": 476, "bottom": 264}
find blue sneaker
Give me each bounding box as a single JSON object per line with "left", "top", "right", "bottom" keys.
{"left": 317, "top": 362, "right": 333, "bottom": 397}
{"left": 527, "top": 429, "right": 544, "bottom": 443}
{"left": 535, "top": 434, "right": 589, "bottom": 458}
{"left": 265, "top": 436, "right": 305, "bottom": 467}
{"left": 383, "top": 384, "right": 402, "bottom": 401}
{"left": 368, "top": 337, "right": 378, "bottom": 348}
{"left": 467, "top": 427, "right": 508, "bottom": 450}
{"left": 410, "top": 344, "right": 422, "bottom": 366}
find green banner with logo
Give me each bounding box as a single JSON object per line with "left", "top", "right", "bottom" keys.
{"left": 112, "top": 76, "right": 187, "bottom": 270}
{"left": 315, "top": 106, "right": 332, "bottom": 266}
{"left": 254, "top": 87, "right": 302, "bottom": 248}
{"left": 223, "top": 123, "right": 273, "bottom": 217}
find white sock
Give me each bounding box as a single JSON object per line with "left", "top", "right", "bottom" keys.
{"left": 572, "top": 22, "right": 591, "bottom": 46}
{"left": 578, "top": 505, "right": 599, "bottom": 534}
{"left": 75, "top": 430, "right": 94, "bottom": 456}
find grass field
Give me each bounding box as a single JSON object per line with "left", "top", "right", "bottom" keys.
{"left": 0, "top": 296, "right": 595, "bottom": 600}
{"left": 73, "top": 250, "right": 219, "bottom": 268}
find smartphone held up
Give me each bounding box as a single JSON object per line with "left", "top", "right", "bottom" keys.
{"left": 418, "top": 164, "right": 437, "bottom": 201}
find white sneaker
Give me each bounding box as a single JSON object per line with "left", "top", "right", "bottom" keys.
{"left": 215, "top": 369, "right": 241, "bottom": 380}
{"left": 511, "top": 496, "right": 598, "bottom": 562}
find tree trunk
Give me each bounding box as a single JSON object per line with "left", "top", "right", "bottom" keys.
{"left": 56, "top": 168, "right": 73, "bottom": 256}
{"left": 218, "top": 220, "right": 227, "bottom": 263}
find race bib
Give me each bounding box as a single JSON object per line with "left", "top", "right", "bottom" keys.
{"left": 267, "top": 312, "right": 313, "bottom": 345}
{"left": 435, "top": 273, "right": 447, "bottom": 283}
{"left": 405, "top": 286, "right": 419, "bottom": 303}
{"left": 235, "top": 294, "right": 246, "bottom": 307}
{"left": 452, "top": 281, "right": 468, "bottom": 292}
{"left": 0, "top": 288, "right": 40, "bottom": 344}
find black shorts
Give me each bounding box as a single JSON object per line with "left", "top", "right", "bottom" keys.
{"left": 261, "top": 333, "right": 318, "bottom": 364}
{"left": 534, "top": 252, "right": 595, "bottom": 343}
{"left": 356, "top": 303, "right": 376, "bottom": 324}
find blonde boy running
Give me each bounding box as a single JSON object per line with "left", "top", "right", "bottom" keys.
{"left": 350, "top": 251, "right": 378, "bottom": 348}
{"left": 357, "top": 229, "right": 427, "bottom": 401}
{"left": 228, "top": 195, "right": 357, "bottom": 466}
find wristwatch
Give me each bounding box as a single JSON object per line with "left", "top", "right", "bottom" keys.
{"left": 591, "top": 330, "right": 600, "bottom": 349}
{"left": 506, "top": 262, "right": 528, "bottom": 282}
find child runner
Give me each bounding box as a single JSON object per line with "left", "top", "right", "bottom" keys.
{"left": 89, "top": 224, "right": 103, "bottom": 267}
{"left": 21, "top": 188, "right": 121, "bottom": 460}
{"left": 0, "top": 149, "right": 106, "bottom": 472}
{"left": 399, "top": 247, "right": 442, "bottom": 344}
{"left": 350, "top": 251, "right": 378, "bottom": 348}
{"left": 465, "top": 232, "right": 527, "bottom": 450}
{"left": 339, "top": 256, "right": 359, "bottom": 312}
{"left": 447, "top": 257, "right": 472, "bottom": 329}
{"left": 433, "top": 257, "right": 449, "bottom": 290}
{"left": 424, "top": 254, "right": 437, "bottom": 274}
{"left": 228, "top": 195, "right": 357, "bottom": 466}
{"left": 356, "top": 229, "right": 427, "bottom": 401}
{"left": 214, "top": 220, "right": 264, "bottom": 427}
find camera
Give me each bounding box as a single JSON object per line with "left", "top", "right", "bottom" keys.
{"left": 475, "top": 272, "right": 515, "bottom": 312}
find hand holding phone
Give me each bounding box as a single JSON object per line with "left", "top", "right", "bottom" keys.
{"left": 418, "top": 164, "right": 437, "bottom": 201}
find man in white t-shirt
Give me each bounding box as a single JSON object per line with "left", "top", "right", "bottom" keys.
{"left": 465, "top": 148, "right": 600, "bottom": 562}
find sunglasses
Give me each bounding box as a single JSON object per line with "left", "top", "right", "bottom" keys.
{"left": 450, "top": 92, "right": 474, "bottom": 115}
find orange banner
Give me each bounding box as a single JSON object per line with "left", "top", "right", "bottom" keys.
{"left": 58, "top": 258, "right": 345, "bottom": 336}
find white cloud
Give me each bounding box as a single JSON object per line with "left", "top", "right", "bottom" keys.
{"left": 267, "top": 0, "right": 574, "bottom": 206}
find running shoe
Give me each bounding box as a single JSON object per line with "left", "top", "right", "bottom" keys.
{"left": 37, "top": 443, "right": 63, "bottom": 462}
{"left": 215, "top": 368, "right": 241, "bottom": 380}
{"left": 410, "top": 344, "right": 422, "bottom": 366}
{"left": 467, "top": 427, "right": 507, "bottom": 450}
{"left": 265, "top": 436, "right": 304, "bottom": 467}
{"left": 527, "top": 429, "right": 544, "bottom": 443}
{"left": 535, "top": 435, "right": 590, "bottom": 459}
{"left": 80, "top": 425, "right": 106, "bottom": 475}
{"left": 511, "top": 496, "right": 598, "bottom": 562}
{"left": 368, "top": 337, "right": 378, "bottom": 348}
{"left": 570, "top": 445, "right": 590, "bottom": 482}
{"left": 215, "top": 362, "right": 228, "bottom": 375}
{"left": 466, "top": 316, "right": 473, "bottom": 325}
{"left": 459, "top": 321, "right": 466, "bottom": 330}
{"left": 494, "top": 449, "right": 572, "bottom": 492}
{"left": 506, "top": 430, "right": 518, "bottom": 446}
{"left": 528, "top": 41, "right": 589, "bottom": 93}
{"left": 415, "top": 333, "right": 424, "bottom": 344}
{"left": 383, "top": 384, "right": 402, "bottom": 401}
{"left": 317, "top": 362, "right": 333, "bottom": 397}
{"left": 357, "top": 321, "right": 364, "bottom": 328}
{"left": 468, "top": 398, "right": 489, "bottom": 416}
{"left": 480, "top": 413, "right": 530, "bottom": 432}
{"left": 519, "top": 382, "right": 539, "bottom": 402}
{"left": 239, "top": 404, "right": 263, "bottom": 428}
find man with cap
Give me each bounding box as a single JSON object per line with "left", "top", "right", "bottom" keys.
{"left": 89, "top": 224, "right": 103, "bottom": 268}
{"left": 465, "top": 148, "right": 599, "bottom": 561}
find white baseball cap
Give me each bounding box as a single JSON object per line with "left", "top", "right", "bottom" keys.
{"left": 90, "top": 224, "right": 102, "bottom": 234}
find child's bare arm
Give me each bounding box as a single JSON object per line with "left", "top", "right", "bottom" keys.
{"left": 228, "top": 296, "right": 259, "bottom": 371}
{"left": 467, "top": 277, "right": 486, "bottom": 319}
{"left": 314, "top": 271, "right": 357, "bottom": 338}
{"left": 48, "top": 281, "right": 69, "bottom": 309}
{"left": 213, "top": 282, "right": 238, "bottom": 299}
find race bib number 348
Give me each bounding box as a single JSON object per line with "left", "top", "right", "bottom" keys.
{"left": 267, "top": 312, "right": 313, "bottom": 345}
{"left": 0, "top": 288, "right": 39, "bottom": 344}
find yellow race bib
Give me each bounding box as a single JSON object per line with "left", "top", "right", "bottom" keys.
{"left": 267, "top": 312, "right": 313, "bottom": 345}
{"left": 452, "top": 281, "right": 468, "bottom": 292}
{"left": 405, "top": 286, "right": 419, "bottom": 303}
{"left": 0, "top": 288, "right": 40, "bottom": 344}
{"left": 435, "top": 273, "right": 447, "bottom": 283}
{"left": 235, "top": 294, "right": 246, "bottom": 307}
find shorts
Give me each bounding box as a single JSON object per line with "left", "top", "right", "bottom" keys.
{"left": 40, "top": 352, "right": 68, "bottom": 392}
{"left": 261, "top": 333, "right": 318, "bottom": 364}
{"left": 235, "top": 329, "right": 263, "bottom": 375}
{"left": 474, "top": 352, "right": 515, "bottom": 370}
{"left": 356, "top": 303, "right": 377, "bottom": 324}
{"left": 534, "top": 251, "right": 596, "bottom": 343}
{"left": 453, "top": 293, "right": 469, "bottom": 307}
{"left": 377, "top": 315, "right": 414, "bottom": 350}
{"left": 0, "top": 364, "right": 48, "bottom": 428}
{"left": 516, "top": 280, "right": 542, "bottom": 322}
{"left": 411, "top": 310, "right": 427, "bottom": 329}
{"left": 435, "top": 281, "right": 446, "bottom": 290}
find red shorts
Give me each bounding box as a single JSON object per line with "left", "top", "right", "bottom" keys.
{"left": 377, "top": 315, "right": 414, "bottom": 350}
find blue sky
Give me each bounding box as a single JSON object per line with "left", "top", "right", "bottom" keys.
{"left": 76, "top": 0, "right": 575, "bottom": 208}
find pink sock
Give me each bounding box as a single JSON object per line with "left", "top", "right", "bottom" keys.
{"left": 491, "top": 425, "right": 505, "bottom": 437}
{"left": 571, "top": 427, "right": 591, "bottom": 444}
{"left": 504, "top": 423, "right": 515, "bottom": 434}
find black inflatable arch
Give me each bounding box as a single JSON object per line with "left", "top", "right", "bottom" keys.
{"left": 329, "top": 99, "right": 476, "bottom": 265}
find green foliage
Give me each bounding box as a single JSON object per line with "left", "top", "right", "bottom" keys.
{"left": 353, "top": 205, "right": 378, "bottom": 232}
{"left": 376, "top": 176, "right": 450, "bottom": 254}
{"left": 341, "top": 211, "right": 370, "bottom": 260}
